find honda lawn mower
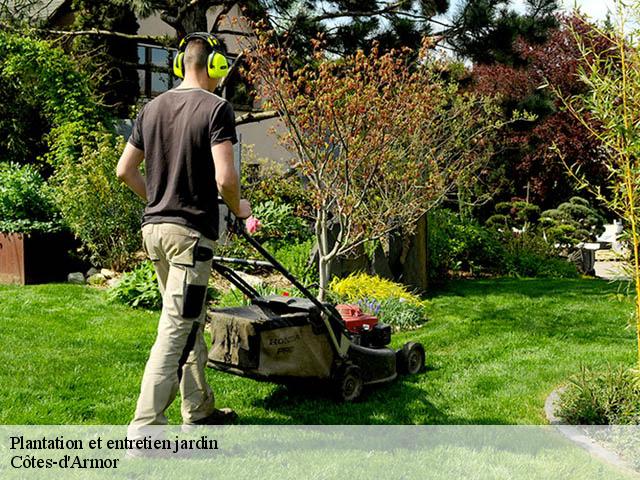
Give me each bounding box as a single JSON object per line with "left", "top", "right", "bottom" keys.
{"left": 206, "top": 218, "right": 426, "bottom": 402}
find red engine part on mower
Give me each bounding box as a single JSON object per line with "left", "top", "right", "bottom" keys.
{"left": 335, "top": 304, "right": 379, "bottom": 334}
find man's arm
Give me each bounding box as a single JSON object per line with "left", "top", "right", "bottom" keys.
{"left": 212, "top": 141, "right": 251, "bottom": 218}
{"left": 116, "top": 143, "right": 147, "bottom": 201}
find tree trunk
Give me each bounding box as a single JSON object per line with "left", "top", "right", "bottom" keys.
{"left": 160, "top": 3, "right": 210, "bottom": 36}
{"left": 316, "top": 208, "right": 333, "bottom": 301}
{"left": 318, "top": 256, "right": 331, "bottom": 302}
{"left": 401, "top": 214, "right": 429, "bottom": 292}
{"left": 180, "top": 4, "right": 209, "bottom": 34}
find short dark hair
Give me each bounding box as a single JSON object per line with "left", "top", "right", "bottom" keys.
{"left": 184, "top": 39, "right": 209, "bottom": 70}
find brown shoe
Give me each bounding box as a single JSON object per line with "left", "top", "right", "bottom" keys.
{"left": 187, "top": 408, "right": 238, "bottom": 426}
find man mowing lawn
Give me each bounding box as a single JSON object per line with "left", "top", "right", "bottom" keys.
{"left": 116, "top": 32, "right": 252, "bottom": 430}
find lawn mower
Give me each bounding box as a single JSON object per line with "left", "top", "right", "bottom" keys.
{"left": 207, "top": 217, "right": 426, "bottom": 402}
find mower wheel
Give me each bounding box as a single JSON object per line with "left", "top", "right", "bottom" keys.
{"left": 333, "top": 364, "right": 363, "bottom": 402}
{"left": 397, "top": 342, "right": 425, "bottom": 375}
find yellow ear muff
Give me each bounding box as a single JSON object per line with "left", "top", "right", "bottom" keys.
{"left": 173, "top": 52, "right": 185, "bottom": 79}
{"left": 174, "top": 32, "right": 229, "bottom": 79}
{"left": 207, "top": 52, "right": 229, "bottom": 79}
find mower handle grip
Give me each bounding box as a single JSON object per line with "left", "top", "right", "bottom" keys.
{"left": 225, "top": 212, "right": 246, "bottom": 236}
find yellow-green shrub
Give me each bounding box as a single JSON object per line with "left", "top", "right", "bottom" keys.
{"left": 329, "top": 273, "right": 424, "bottom": 306}
{"left": 50, "top": 124, "right": 143, "bottom": 270}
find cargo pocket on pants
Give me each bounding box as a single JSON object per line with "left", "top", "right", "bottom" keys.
{"left": 181, "top": 245, "right": 213, "bottom": 320}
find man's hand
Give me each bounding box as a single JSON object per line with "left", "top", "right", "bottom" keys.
{"left": 237, "top": 199, "right": 252, "bottom": 219}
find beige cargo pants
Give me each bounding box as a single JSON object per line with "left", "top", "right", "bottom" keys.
{"left": 129, "top": 223, "right": 216, "bottom": 427}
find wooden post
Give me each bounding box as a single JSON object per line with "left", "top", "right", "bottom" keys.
{"left": 401, "top": 214, "right": 428, "bottom": 293}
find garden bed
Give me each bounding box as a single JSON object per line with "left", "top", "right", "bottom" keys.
{"left": 545, "top": 366, "right": 640, "bottom": 473}
{"left": 545, "top": 386, "right": 639, "bottom": 474}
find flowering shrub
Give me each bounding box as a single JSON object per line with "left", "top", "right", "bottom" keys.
{"left": 329, "top": 273, "right": 425, "bottom": 307}
{"left": 353, "top": 296, "right": 427, "bottom": 330}
{"left": 378, "top": 298, "right": 427, "bottom": 330}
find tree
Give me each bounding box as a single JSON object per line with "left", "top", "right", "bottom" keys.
{"left": 558, "top": 4, "right": 640, "bottom": 368}
{"left": 70, "top": 0, "right": 140, "bottom": 117}
{"left": 0, "top": 1, "right": 140, "bottom": 116}
{"left": 486, "top": 199, "right": 541, "bottom": 232}
{"left": 449, "top": 0, "right": 560, "bottom": 65}
{"left": 471, "top": 15, "right": 610, "bottom": 211}
{"left": 539, "top": 197, "right": 605, "bottom": 247}
{"left": 1, "top": 0, "right": 452, "bottom": 58}
{"left": 1, "top": 0, "right": 563, "bottom": 126}
{"left": 247, "top": 31, "right": 504, "bottom": 298}
{"left": 128, "top": 0, "right": 450, "bottom": 57}
{"left": 0, "top": 30, "right": 102, "bottom": 169}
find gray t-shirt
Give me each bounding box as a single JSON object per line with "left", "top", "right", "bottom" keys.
{"left": 129, "top": 87, "right": 237, "bottom": 240}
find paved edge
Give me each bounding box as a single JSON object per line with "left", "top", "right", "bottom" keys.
{"left": 544, "top": 386, "right": 639, "bottom": 477}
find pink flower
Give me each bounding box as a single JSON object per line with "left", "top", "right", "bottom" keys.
{"left": 246, "top": 216, "right": 262, "bottom": 234}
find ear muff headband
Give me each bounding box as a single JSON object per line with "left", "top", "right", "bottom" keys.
{"left": 173, "top": 32, "right": 229, "bottom": 79}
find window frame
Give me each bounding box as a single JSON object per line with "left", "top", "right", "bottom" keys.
{"left": 136, "top": 43, "right": 178, "bottom": 99}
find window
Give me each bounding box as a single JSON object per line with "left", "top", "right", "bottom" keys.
{"left": 136, "top": 44, "right": 180, "bottom": 98}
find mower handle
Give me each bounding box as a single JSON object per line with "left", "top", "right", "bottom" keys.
{"left": 225, "top": 213, "right": 246, "bottom": 235}
{"left": 222, "top": 211, "right": 350, "bottom": 357}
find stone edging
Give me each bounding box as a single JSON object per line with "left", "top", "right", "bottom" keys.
{"left": 544, "top": 386, "right": 638, "bottom": 477}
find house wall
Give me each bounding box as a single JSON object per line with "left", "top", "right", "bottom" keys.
{"left": 206, "top": 4, "right": 250, "bottom": 55}
{"left": 137, "top": 13, "right": 176, "bottom": 37}
{"left": 235, "top": 114, "right": 293, "bottom": 167}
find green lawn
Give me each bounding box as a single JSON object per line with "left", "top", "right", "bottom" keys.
{"left": 0, "top": 278, "right": 636, "bottom": 425}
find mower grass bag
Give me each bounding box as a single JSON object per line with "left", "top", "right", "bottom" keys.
{"left": 207, "top": 218, "right": 427, "bottom": 401}
{"left": 207, "top": 297, "right": 334, "bottom": 381}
